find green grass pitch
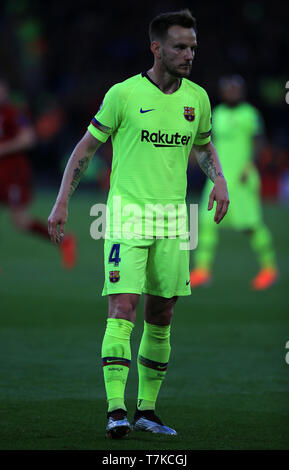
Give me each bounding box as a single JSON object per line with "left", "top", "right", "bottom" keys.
{"left": 0, "top": 189, "right": 288, "bottom": 450}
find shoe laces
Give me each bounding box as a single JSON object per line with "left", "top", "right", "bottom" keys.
{"left": 135, "top": 409, "right": 163, "bottom": 425}
{"left": 107, "top": 409, "right": 127, "bottom": 421}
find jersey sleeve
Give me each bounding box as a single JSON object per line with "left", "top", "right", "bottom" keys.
{"left": 193, "top": 88, "right": 212, "bottom": 146}
{"left": 87, "top": 84, "right": 123, "bottom": 143}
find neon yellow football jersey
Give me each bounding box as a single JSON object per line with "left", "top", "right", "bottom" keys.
{"left": 88, "top": 72, "right": 212, "bottom": 236}
{"left": 212, "top": 102, "right": 264, "bottom": 181}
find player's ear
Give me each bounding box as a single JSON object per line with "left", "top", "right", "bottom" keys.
{"left": 150, "top": 41, "right": 162, "bottom": 59}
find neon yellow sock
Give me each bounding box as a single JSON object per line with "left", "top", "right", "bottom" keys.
{"left": 101, "top": 318, "right": 134, "bottom": 412}
{"left": 137, "top": 321, "right": 171, "bottom": 411}
{"left": 249, "top": 224, "right": 277, "bottom": 269}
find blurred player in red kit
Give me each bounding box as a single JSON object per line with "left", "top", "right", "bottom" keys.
{"left": 0, "top": 79, "right": 76, "bottom": 269}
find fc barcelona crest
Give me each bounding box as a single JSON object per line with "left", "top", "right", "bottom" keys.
{"left": 109, "top": 271, "right": 120, "bottom": 283}
{"left": 184, "top": 107, "right": 195, "bottom": 122}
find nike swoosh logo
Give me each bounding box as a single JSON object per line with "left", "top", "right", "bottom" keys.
{"left": 140, "top": 108, "right": 155, "bottom": 113}
{"left": 186, "top": 280, "right": 190, "bottom": 286}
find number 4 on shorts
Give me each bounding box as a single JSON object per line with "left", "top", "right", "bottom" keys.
{"left": 108, "top": 243, "right": 121, "bottom": 267}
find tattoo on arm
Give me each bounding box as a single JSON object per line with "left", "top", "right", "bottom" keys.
{"left": 195, "top": 148, "right": 223, "bottom": 182}
{"left": 68, "top": 156, "right": 90, "bottom": 197}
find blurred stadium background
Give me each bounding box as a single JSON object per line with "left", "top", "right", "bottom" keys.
{"left": 0, "top": 0, "right": 288, "bottom": 450}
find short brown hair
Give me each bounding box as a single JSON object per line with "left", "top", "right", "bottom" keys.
{"left": 149, "top": 9, "right": 197, "bottom": 43}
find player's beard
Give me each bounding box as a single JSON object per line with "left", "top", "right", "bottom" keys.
{"left": 162, "top": 56, "right": 192, "bottom": 79}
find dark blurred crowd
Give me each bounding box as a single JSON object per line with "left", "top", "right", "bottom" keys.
{"left": 0, "top": 0, "right": 288, "bottom": 199}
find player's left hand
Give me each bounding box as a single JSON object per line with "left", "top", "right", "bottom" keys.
{"left": 208, "top": 176, "right": 230, "bottom": 224}
{"left": 48, "top": 201, "right": 68, "bottom": 245}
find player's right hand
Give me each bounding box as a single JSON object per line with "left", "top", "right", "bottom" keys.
{"left": 48, "top": 202, "right": 68, "bottom": 245}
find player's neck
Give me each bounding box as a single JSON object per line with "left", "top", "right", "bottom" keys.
{"left": 147, "top": 66, "right": 181, "bottom": 94}
{"left": 225, "top": 100, "right": 242, "bottom": 108}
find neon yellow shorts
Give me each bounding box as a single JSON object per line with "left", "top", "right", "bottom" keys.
{"left": 102, "top": 235, "right": 191, "bottom": 298}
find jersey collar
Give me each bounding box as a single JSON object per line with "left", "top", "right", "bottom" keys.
{"left": 141, "top": 71, "right": 183, "bottom": 94}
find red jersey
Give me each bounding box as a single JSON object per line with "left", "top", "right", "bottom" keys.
{"left": 0, "top": 103, "right": 29, "bottom": 159}
{"left": 0, "top": 102, "right": 32, "bottom": 206}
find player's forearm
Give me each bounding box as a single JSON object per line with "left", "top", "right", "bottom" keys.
{"left": 193, "top": 141, "right": 225, "bottom": 182}
{"left": 55, "top": 140, "right": 96, "bottom": 206}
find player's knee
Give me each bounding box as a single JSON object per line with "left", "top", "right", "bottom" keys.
{"left": 156, "top": 309, "right": 174, "bottom": 325}
{"left": 145, "top": 295, "right": 178, "bottom": 325}
{"left": 108, "top": 294, "right": 138, "bottom": 323}
{"left": 146, "top": 309, "right": 173, "bottom": 326}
